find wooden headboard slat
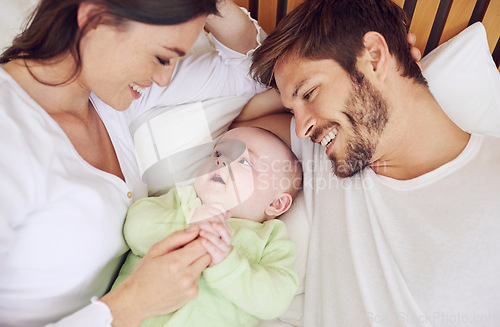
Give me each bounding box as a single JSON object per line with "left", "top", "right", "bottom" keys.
{"left": 493, "top": 36, "right": 500, "bottom": 67}
{"left": 403, "top": 0, "right": 419, "bottom": 23}
{"left": 235, "top": 0, "right": 500, "bottom": 70}
{"left": 259, "top": 0, "right": 279, "bottom": 35}
{"left": 424, "top": 0, "right": 453, "bottom": 56}
{"left": 285, "top": 0, "right": 304, "bottom": 14}
{"left": 408, "top": 0, "right": 441, "bottom": 52}
{"left": 277, "top": 0, "right": 289, "bottom": 24}
{"left": 482, "top": 0, "right": 500, "bottom": 56}
{"left": 248, "top": 0, "right": 259, "bottom": 20}
{"left": 469, "top": 0, "right": 491, "bottom": 25}
{"left": 439, "top": 0, "right": 475, "bottom": 46}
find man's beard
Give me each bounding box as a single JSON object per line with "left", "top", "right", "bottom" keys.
{"left": 318, "top": 72, "right": 389, "bottom": 178}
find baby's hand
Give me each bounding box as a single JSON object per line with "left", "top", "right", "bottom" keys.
{"left": 190, "top": 204, "right": 232, "bottom": 267}
{"left": 199, "top": 217, "right": 232, "bottom": 267}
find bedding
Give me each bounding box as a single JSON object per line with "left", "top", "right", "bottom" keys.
{"left": 1, "top": 3, "right": 498, "bottom": 325}
{"left": 421, "top": 22, "right": 500, "bottom": 138}
{"left": 0, "top": 0, "right": 38, "bottom": 53}
{"left": 132, "top": 22, "right": 500, "bottom": 326}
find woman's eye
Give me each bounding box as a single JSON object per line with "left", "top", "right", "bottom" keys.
{"left": 157, "top": 57, "right": 171, "bottom": 66}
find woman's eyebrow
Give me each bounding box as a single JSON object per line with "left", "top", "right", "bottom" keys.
{"left": 162, "top": 46, "right": 186, "bottom": 57}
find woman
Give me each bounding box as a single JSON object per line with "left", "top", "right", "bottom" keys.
{"left": 0, "top": 0, "right": 265, "bottom": 326}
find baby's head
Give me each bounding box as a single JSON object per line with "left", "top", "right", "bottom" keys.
{"left": 194, "top": 127, "right": 302, "bottom": 223}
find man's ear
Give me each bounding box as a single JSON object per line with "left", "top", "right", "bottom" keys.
{"left": 264, "top": 193, "right": 293, "bottom": 219}
{"left": 361, "top": 31, "right": 390, "bottom": 81}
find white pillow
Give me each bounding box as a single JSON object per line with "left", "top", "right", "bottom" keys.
{"left": 258, "top": 191, "right": 309, "bottom": 327}
{"left": 0, "top": 0, "right": 38, "bottom": 53}
{"left": 421, "top": 22, "right": 500, "bottom": 137}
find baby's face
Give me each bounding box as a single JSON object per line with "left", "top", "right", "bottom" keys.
{"left": 194, "top": 127, "right": 293, "bottom": 222}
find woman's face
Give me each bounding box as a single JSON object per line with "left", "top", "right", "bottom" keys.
{"left": 79, "top": 14, "right": 206, "bottom": 110}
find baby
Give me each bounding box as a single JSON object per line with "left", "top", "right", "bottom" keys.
{"left": 113, "top": 126, "right": 302, "bottom": 327}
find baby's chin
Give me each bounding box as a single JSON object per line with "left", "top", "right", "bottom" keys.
{"left": 196, "top": 191, "right": 239, "bottom": 211}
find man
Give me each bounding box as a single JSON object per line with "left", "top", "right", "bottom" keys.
{"left": 234, "top": 0, "right": 500, "bottom": 325}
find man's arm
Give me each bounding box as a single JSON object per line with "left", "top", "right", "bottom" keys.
{"left": 231, "top": 89, "right": 293, "bottom": 146}
{"left": 232, "top": 113, "right": 293, "bottom": 147}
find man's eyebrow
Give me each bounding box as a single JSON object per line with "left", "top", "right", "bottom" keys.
{"left": 292, "top": 79, "right": 309, "bottom": 98}
{"left": 162, "top": 46, "right": 186, "bottom": 57}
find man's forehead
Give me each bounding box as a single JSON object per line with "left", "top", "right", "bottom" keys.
{"left": 275, "top": 55, "right": 312, "bottom": 91}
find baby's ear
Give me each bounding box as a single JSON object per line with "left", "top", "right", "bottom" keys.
{"left": 264, "top": 193, "right": 293, "bottom": 219}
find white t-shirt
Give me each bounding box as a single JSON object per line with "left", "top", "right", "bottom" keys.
{"left": 291, "top": 119, "right": 500, "bottom": 327}
{"left": 0, "top": 11, "right": 265, "bottom": 326}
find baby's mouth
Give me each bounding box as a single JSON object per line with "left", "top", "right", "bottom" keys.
{"left": 210, "top": 174, "right": 226, "bottom": 185}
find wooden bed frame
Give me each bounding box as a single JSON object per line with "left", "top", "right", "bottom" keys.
{"left": 234, "top": 0, "right": 500, "bottom": 72}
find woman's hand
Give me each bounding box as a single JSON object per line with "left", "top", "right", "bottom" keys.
{"left": 205, "top": 0, "right": 259, "bottom": 54}
{"left": 407, "top": 32, "right": 423, "bottom": 69}
{"left": 100, "top": 227, "right": 211, "bottom": 327}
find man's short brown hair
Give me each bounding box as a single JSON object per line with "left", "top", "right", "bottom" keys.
{"left": 251, "top": 0, "right": 427, "bottom": 89}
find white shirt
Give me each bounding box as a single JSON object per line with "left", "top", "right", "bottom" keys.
{"left": 291, "top": 119, "right": 500, "bottom": 326}
{"left": 0, "top": 9, "right": 265, "bottom": 326}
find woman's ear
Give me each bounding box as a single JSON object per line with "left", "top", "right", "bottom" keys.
{"left": 264, "top": 193, "right": 293, "bottom": 219}
{"left": 77, "top": 2, "right": 103, "bottom": 30}
{"left": 360, "top": 31, "right": 390, "bottom": 81}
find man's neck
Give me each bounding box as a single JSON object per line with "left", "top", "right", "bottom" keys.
{"left": 370, "top": 83, "right": 470, "bottom": 180}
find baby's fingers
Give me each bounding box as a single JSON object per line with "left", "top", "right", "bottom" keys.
{"left": 209, "top": 221, "right": 231, "bottom": 246}
{"left": 200, "top": 229, "right": 232, "bottom": 266}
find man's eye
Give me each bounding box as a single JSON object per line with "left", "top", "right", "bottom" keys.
{"left": 303, "top": 88, "right": 316, "bottom": 100}
{"left": 284, "top": 107, "right": 294, "bottom": 115}
{"left": 157, "top": 57, "right": 171, "bottom": 66}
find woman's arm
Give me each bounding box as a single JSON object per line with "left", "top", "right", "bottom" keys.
{"left": 101, "top": 228, "right": 210, "bottom": 327}
{"left": 205, "top": 0, "right": 259, "bottom": 54}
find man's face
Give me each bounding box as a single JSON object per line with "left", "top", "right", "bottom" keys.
{"left": 275, "top": 53, "right": 389, "bottom": 177}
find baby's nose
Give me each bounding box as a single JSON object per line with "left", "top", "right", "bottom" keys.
{"left": 216, "top": 157, "right": 225, "bottom": 167}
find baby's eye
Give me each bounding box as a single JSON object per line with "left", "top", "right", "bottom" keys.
{"left": 238, "top": 158, "right": 251, "bottom": 166}
{"left": 213, "top": 150, "right": 222, "bottom": 157}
